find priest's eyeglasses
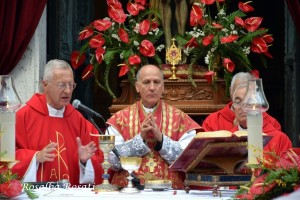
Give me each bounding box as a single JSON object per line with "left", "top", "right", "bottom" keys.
{"left": 46, "top": 81, "right": 76, "bottom": 90}
{"left": 232, "top": 100, "right": 242, "bottom": 109}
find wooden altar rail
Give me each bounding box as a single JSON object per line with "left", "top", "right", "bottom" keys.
{"left": 109, "top": 79, "right": 229, "bottom": 116}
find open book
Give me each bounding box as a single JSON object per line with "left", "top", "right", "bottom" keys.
{"left": 169, "top": 130, "right": 271, "bottom": 174}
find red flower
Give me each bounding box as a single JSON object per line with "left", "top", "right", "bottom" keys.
{"left": 235, "top": 16, "right": 244, "bottom": 27}
{"left": 223, "top": 58, "right": 235, "bottom": 72}
{"left": 249, "top": 174, "right": 277, "bottom": 195}
{"left": 276, "top": 149, "right": 300, "bottom": 171}
{"left": 220, "top": 35, "right": 239, "bottom": 43}
{"left": 89, "top": 34, "right": 105, "bottom": 48}
{"left": 0, "top": 180, "right": 22, "bottom": 198}
{"left": 82, "top": 64, "right": 94, "bottom": 80}
{"left": 201, "top": 0, "right": 215, "bottom": 5}
{"left": 235, "top": 193, "right": 255, "bottom": 199}
{"left": 190, "top": 4, "right": 203, "bottom": 27}
{"left": 250, "top": 37, "right": 268, "bottom": 53}
{"left": 92, "top": 19, "right": 112, "bottom": 31}
{"left": 139, "top": 19, "right": 150, "bottom": 35}
{"left": 118, "top": 64, "right": 129, "bottom": 77}
{"left": 185, "top": 37, "right": 199, "bottom": 48}
{"left": 204, "top": 71, "right": 215, "bottom": 84}
{"left": 244, "top": 17, "right": 263, "bottom": 32}
{"left": 139, "top": 40, "right": 155, "bottom": 57}
{"left": 70, "top": 51, "right": 86, "bottom": 69}
{"left": 128, "top": 54, "right": 141, "bottom": 65}
{"left": 150, "top": 21, "right": 159, "bottom": 30}
{"left": 95, "top": 47, "right": 106, "bottom": 64}
{"left": 263, "top": 34, "right": 274, "bottom": 44}
{"left": 135, "top": 0, "right": 146, "bottom": 6}
{"left": 118, "top": 28, "right": 129, "bottom": 43}
{"left": 78, "top": 27, "right": 94, "bottom": 40}
{"left": 127, "top": 2, "right": 145, "bottom": 16}
{"left": 108, "top": 1, "right": 127, "bottom": 23}
{"left": 0, "top": 163, "right": 8, "bottom": 174}
{"left": 202, "top": 34, "right": 214, "bottom": 46}
{"left": 251, "top": 69, "right": 260, "bottom": 78}
{"left": 263, "top": 51, "right": 273, "bottom": 59}
{"left": 212, "top": 22, "right": 223, "bottom": 29}
{"left": 238, "top": 2, "right": 254, "bottom": 12}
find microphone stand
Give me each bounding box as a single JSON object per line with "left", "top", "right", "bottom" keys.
{"left": 87, "top": 115, "right": 104, "bottom": 135}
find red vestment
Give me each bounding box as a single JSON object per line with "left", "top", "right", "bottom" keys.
{"left": 12, "top": 94, "right": 104, "bottom": 185}
{"left": 107, "top": 100, "right": 203, "bottom": 189}
{"left": 202, "top": 102, "right": 292, "bottom": 154}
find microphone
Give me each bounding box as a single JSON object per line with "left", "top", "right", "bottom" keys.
{"left": 72, "top": 99, "right": 102, "bottom": 119}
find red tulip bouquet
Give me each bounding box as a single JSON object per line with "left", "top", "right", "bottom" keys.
{"left": 71, "top": 0, "right": 164, "bottom": 98}
{"left": 176, "top": 0, "right": 273, "bottom": 92}
{"left": 235, "top": 148, "right": 300, "bottom": 200}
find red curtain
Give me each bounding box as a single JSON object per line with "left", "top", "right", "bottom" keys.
{"left": 285, "top": 0, "right": 300, "bottom": 34}
{"left": 0, "top": 0, "right": 47, "bottom": 75}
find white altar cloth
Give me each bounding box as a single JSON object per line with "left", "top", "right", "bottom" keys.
{"left": 11, "top": 188, "right": 237, "bottom": 200}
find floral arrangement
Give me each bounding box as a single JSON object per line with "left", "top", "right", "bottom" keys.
{"left": 235, "top": 148, "right": 300, "bottom": 199}
{"left": 0, "top": 152, "right": 38, "bottom": 199}
{"left": 70, "top": 0, "right": 164, "bottom": 98}
{"left": 176, "top": 0, "right": 274, "bottom": 91}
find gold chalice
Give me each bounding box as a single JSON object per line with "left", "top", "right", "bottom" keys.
{"left": 93, "top": 135, "right": 118, "bottom": 192}
{"left": 120, "top": 156, "right": 142, "bottom": 193}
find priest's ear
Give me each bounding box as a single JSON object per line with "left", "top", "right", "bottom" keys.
{"left": 40, "top": 80, "right": 48, "bottom": 93}
{"left": 38, "top": 80, "right": 45, "bottom": 93}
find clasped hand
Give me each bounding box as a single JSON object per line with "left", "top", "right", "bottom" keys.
{"left": 140, "top": 113, "right": 162, "bottom": 142}
{"left": 36, "top": 137, "right": 97, "bottom": 165}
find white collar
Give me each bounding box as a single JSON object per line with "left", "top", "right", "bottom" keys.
{"left": 142, "top": 104, "right": 156, "bottom": 114}
{"left": 47, "top": 104, "right": 65, "bottom": 118}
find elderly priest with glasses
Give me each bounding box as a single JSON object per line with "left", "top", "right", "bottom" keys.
{"left": 11, "top": 59, "right": 104, "bottom": 186}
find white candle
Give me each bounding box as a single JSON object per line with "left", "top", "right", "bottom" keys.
{"left": 247, "top": 112, "right": 263, "bottom": 164}
{"left": 0, "top": 111, "right": 16, "bottom": 161}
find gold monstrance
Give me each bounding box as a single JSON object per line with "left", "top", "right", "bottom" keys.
{"left": 166, "top": 38, "right": 181, "bottom": 80}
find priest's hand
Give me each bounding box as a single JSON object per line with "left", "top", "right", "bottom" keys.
{"left": 36, "top": 142, "right": 58, "bottom": 163}
{"left": 140, "top": 114, "right": 163, "bottom": 142}
{"left": 76, "top": 137, "right": 97, "bottom": 164}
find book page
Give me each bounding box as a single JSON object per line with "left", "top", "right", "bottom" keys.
{"left": 195, "top": 130, "right": 232, "bottom": 138}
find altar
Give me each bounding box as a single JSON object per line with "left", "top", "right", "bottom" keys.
{"left": 12, "top": 188, "right": 236, "bottom": 200}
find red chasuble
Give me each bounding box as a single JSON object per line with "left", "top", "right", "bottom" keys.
{"left": 12, "top": 94, "right": 104, "bottom": 185}
{"left": 202, "top": 102, "right": 292, "bottom": 155}
{"left": 107, "top": 100, "right": 203, "bottom": 189}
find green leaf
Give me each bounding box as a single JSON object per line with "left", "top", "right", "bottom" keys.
{"left": 225, "top": 10, "right": 246, "bottom": 24}
{"left": 238, "top": 29, "right": 268, "bottom": 45}
{"left": 23, "top": 184, "right": 39, "bottom": 199}
{"left": 104, "top": 50, "right": 121, "bottom": 66}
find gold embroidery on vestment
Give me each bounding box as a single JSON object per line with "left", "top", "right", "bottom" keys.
{"left": 134, "top": 104, "right": 138, "bottom": 136}
{"left": 129, "top": 105, "right": 133, "bottom": 138}
{"left": 168, "top": 105, "right": 173, "bottom": 137}
{"left": 54, "top": 131, "right": 68, "bottom": 180}
{"left": 145, "top": 157, "right": 158, "bottom": 173}
{"left": 162, "top": 102, "right": 167, "bottom": 136}
{"left": 50, "top": 168, "right": 58, "bottom": 179}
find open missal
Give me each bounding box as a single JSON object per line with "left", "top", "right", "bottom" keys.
{"left": 169, "top": 131, "right": 272, "bottom": 188}
{"left": 169, "top": 130, "right": 272, "bottom": 174}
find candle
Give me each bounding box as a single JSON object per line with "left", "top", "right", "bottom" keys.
{"left": 242, "top": 78, "right": 268, "bottom": 165}
{"left": 247, "top": 112, "right": 263, "bottom": 164}
{"left": 0, "top": 111, "right": 16, "bottom": 161}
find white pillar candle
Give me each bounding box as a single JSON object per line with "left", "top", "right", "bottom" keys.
{"left": 0, "top": 111, "right": 16, "bottom": 161}
{"left": 247, "top": 112, "right": 263, "bottom": 164}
